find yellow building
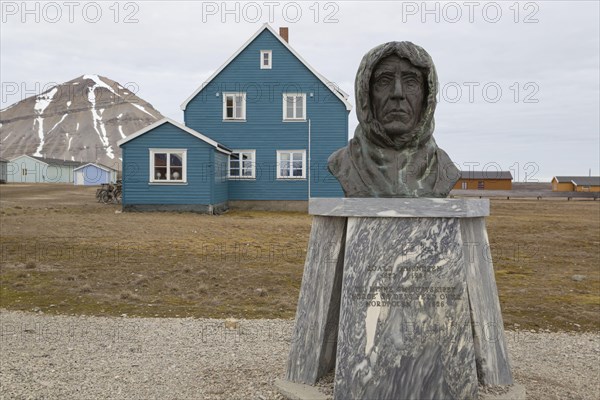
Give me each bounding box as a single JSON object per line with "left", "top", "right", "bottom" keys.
{"left": 453, "top": 171, "right": 513, "bottom": 190}
{"left": 552, "top": 176, "right": 600, "bottom": 192}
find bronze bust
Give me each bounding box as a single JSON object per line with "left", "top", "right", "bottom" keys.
{"left": 328, "top": 42, "right": 459, "bottom": 197}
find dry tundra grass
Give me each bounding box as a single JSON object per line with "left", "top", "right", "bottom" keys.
{"left": 0, "top": 184, "right": 598, "bottom": 331}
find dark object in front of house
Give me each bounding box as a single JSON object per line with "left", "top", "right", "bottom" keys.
{"left": 328, "top": 42, "right": 459, "bottom": 197}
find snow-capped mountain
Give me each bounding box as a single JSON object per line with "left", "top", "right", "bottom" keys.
{"left": 0, "top": 75, "right": 163, "bottom": 168}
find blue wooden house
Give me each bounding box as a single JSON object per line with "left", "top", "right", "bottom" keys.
{"left": 118, "top": 24, "right": 351, "bottom": 213}
{"left": 73, "top": 163, "right": 118, "bottom": 185}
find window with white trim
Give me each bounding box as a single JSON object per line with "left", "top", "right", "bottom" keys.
{"left": 260, "top": 50, "right": 272, "bottom": 69}
{"left": 223, "top": 93, "right": 246, "bottom": 120}
{"left": 229, "top": 150, "right": 256, "bottom": 179}
{"left": 277, "top": 150, "right": 306, "bottom": 179}
{"left": 283, "top": 93, "right": 306, "bottom": 121}
{"left": 150, "top": 149, "right": 187, "bottom": 183}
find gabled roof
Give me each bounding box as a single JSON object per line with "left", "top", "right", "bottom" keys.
{"left": 180, "top": 23, "right": 352, "bottom": 111}
{"left": 73, "top": 162, "right": 117, "bottom": 173}
{"left": 30, "top": 156, "right": 87, "bottom": 167}
{"left": 117, "top": 117, "right": 232, "bottom": 155}
{"left": 459, "top": 171, "right": 513, "bottom": 180}
{"left": 9, "top": 154, "right": 49, "bottom": 165}
{"left": 9, "top": 154, "right": 87, "bottom": 167}
{"left": 553, "top": 176, "right": 600, "bottom": 186}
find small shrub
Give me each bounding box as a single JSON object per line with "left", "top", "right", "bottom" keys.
{"left": 13, "top": 281, "right": 25, "bottom": 288}
{"left": 25, "top": 261, "right": 37, "bottom": 269}
{"left": 134, "top": 277, "right": 148, "bottom": 287}
{"left": 120, "top": 291, "right": 140, "bottom": 301}
{"left": 197, "top": 283, "right": 209, "bottom": 294}
{"left": 80, "top": 285, "right": 92, "bottom": 293}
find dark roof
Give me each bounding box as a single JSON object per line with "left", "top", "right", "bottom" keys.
{"left": 30, "top": 155, "right": 87, "bottom": 167}
{"left": 0, "top": 157, "right": 8, "bottom": 163}
{"left": 95, "top": 162, "right": 118, "bottom": 171}
{"left": 554, "top": 176, "right": 600, "bottom": 186}
{"left": 459, "top": 171, "right": 513, "bottom": 180}
{"left": 573, "top": 177, "right": 600, "bottom": 186}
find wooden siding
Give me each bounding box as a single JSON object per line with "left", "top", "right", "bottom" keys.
{"left": 7, "top": 156, "right": 74, "bottom": 183}
{"left": 120, "top": 123, "right": 215, "bottom": 205}
{"left": 184, "top": 29, "right": 348, "bottom": 200}
{"left": 213, "top": 151, "right": 229, "bottom": 204}
{"left": 552, "top": 181, "right": 574, "bottom": 192}
{"left": 575, "top": 185, "right": 600, "bottom": 192}
{"left": 75, "top": 165, "right": 110, "bottom": 185}
{"left": 453, "top": 179, "right": 512, "bottom": 190}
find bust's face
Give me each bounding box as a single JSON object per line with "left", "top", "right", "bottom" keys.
{"left": 370, "top": 55, "right": 425, "bottom": 140}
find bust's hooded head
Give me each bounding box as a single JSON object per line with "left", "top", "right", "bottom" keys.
{"left": 355, "top": 41, "right": 438, "bottom": 150}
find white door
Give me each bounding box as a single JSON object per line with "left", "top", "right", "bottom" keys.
{"left": 75, "top": 170, "right": 84, "bottom": 185}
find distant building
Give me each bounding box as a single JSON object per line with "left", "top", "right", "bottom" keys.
{"left": 453, "top": 171, "right": 513, "bottom": 190}
{"left": 73, "top": 163, "right": 118, "bottom": 185}
{"left": 552, "top": 176, "right": 600, "bottom": 192}
{"left": 7, "top": 155, "right": 86, "bottom": 183}
{"left": 0, "top": 157, "right": 8, "bottom": 183}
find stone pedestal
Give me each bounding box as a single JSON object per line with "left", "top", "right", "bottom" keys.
{"left": 283, "top": 198, "right": 514, "bottom": 400}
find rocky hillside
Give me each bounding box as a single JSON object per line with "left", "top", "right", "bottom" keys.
{"left": 0, "top": 75, "right": 163, "bottom": 168}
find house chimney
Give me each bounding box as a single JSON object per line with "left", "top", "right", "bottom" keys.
{"left": 279, "top": 27, "right": 289, "bottom": 43}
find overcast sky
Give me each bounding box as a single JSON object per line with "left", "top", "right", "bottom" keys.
{"left": 1, "top": 1, "right": 598, "bottom": 180}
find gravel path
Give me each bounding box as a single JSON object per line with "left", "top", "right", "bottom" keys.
{"left": 1, "top": 310, "right": 598, "bottom": 399}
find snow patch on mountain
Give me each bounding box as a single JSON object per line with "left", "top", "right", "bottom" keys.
{"left": 48, "top": 114, "right": 68, "bottom": 134}
{"left": 86, "top": 77, "right": 114, "bottom": 159}
{"left": 131, "top": 103, "right": 156, "bottom": 118}
{"left": 33, "top": 87, "right": 58, "bottom": 156}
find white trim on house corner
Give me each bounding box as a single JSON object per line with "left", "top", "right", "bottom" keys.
{"left": 180, "top": 23, "right": 352, "bottom": 111}
{"left": 149, "top": 148, "right": 187, "bottom": 183}
{"left": 260, "top": 49, "right": 272, "bottom": 69}
{"left": 117, "top": 118, "right": 231, "bottom": 155}
{"left": 276, "top": 149, "right": 307, "bottom": 179}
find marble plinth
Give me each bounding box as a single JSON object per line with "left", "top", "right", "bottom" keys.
{"left": 309, "top": 197, "right": 489, "bottom": 218}
{"left": 462, "top": 218, "right": 513, "bottom": 385}
{"left": 334, "top": 216, "right": 478, "bottom": 399}
{"left": 284, "top": 198, "right": 513, "bottom": 400}
{"left": 286, "top": 216, "right": 346, "bottom": 384}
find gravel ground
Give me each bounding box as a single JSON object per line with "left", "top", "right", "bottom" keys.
{"left": 1, "top": 310, "right": 598, "bottom": 400}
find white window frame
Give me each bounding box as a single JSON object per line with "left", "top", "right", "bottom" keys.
{"left": 282, "top": 93, "right": 306, "bottom": 121}
{"left": 149, "top": 149, "right": 187, "bottom": 184}
{"left": 222, "top": 92, "right": 246, "bottom": 121}
{"left": 277, "top": 150, "right": 306, "bottom": 179}
{"left": 228, "top": 150, "right": 256, "bottom": 179}
{"left": 260, "top": 50, "right": 272, "bottom": 69}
